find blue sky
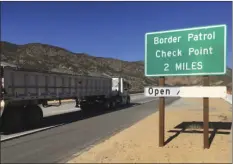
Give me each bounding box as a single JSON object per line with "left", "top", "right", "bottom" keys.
{"left": 1, "top": 1, "right": 232, "bottom": 68}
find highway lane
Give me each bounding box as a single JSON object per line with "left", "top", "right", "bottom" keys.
{"left": 0, "top": 93, "right": 147, "bottom": 140}
{"left": 1, "top": 96, "right": 179, "bottom": 163}
{"left": 0, "top": 93, "right": 148, "bottom": 141}
{"left": 42, "top": 93, "right": 148, "bottom": 117}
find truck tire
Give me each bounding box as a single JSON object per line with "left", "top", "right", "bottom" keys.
{"left": 111, "top": 100, "right": 116, "bottom": 109}
{"left": 25, "top": 105, "right": 43, "bottom": 129}
{"left": 81, "top": 102, "right": 98, "bottom": 116}
{"left": 80, "top": 102, "right": 89, "bottom": 111}
{"left": 103, "top": 101, "right": 111, "bottom": 110}
{"left": 2, "top": 107, "right": 25, "bottom": 133}
{"left": 126, "top": 96, "right": 130, "bottom": 105}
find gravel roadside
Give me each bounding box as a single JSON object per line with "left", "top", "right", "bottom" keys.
{"left": 67, "top": 98, "right": 232, "bottom": 163}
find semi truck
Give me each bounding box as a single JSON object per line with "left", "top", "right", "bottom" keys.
{"left": 0, "top": 64, "right": 131, "bottom": 132}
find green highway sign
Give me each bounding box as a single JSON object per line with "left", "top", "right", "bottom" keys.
{"left": 145, "top": 24, "right": 227, "bottom": 77}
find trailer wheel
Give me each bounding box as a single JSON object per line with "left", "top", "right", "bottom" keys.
{"left": 80, "top": 102, "right": 89, "bottom": 111}
{"left": 81, "top": 102, "right": 98, "bottom": 116}
{"left": 103, "top": 101, "right": 111, "bottom": 110}
{"left": 25, "top": 105, "right": 43, "bottom": 129}
{"left": 2, "top": 106, "right": 25, "bottom": 133}
{"left": 111, "top": 100, "right": 116, "bottom": 109}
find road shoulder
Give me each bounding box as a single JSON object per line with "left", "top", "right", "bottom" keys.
{"left": 67, "top": 98, "right": 232, "bottom": 163}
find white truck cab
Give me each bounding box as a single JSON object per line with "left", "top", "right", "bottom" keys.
{"left": 111, "top": 77, "right": 131, "bottom": 105}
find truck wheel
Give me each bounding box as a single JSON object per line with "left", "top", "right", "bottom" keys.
{"left": 25, "top": 105, "right": 43, "bottom": 129}
{"left": 80, "top": 102, "right": 89, "bottom": 111}
{"left": 2, "top": 107, "right": 25, "bottom": 133}
{"left": 126, "top": 96, "right": 130, "bottom": 105}
{"left": 81, "top": 102, "right": 97, "bottom": 116}
{"left": 103, "top": 101, "right": 111, "bottom": 110}
{"left": 111, "top": 100, "right": 116, "bottom": 109}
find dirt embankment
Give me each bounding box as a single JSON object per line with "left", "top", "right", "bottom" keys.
{"left": 67, "top": 98, "right": 232, "bottom": 163}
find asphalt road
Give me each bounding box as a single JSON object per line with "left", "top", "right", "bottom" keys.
{"left": 1, "top": 96, "right": 179, "bottom": 163}
{"left": 0, "top": 93, "right": 154, "bottom": 141}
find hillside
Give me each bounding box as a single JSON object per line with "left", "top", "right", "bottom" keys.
{"left": 0, "top": 41, "right": 232, "bottom": 92}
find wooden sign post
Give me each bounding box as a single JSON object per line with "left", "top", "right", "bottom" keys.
{"left": 203, "top": 76, "right": 210, "bottom": 149}
{"left": 159, "top": 77, "right": 165, "bottom": 147}
{"left": 145, "top": 24, "right": 226, "bottom": 149}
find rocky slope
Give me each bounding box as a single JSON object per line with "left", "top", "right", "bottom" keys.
{"left": 0, "top": 41, "right": 232, "bottom": 92}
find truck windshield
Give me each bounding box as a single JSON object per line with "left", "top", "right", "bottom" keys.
{"left": 123, "top": 81, "right": 131, "bottom": 90}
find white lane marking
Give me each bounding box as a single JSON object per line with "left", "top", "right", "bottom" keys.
{"left": 0, "top": 124, "right": 64, "bottom": 142}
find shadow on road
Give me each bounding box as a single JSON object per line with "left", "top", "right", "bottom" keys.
{"left": 165, "top": 121, "right": 232, "bottom": 147}
{"left": 1, "top": 103, "right": 141, "bottom": 135}
{"left": 1, "top": 97, "right": 180, "bottom": 136}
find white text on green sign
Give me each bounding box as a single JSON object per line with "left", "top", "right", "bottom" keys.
{"left": 145, "top": 25, "right": 226, "bottom": 76}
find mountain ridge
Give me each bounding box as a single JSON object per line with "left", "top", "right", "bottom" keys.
{"left": 1, "top": 41, "right": 232, "bottom": 92}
